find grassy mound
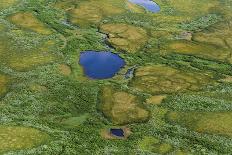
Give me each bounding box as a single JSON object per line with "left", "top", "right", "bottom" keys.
{"left": 167, "top": 112, "right": 232, "bottom": 137}
{"left": 0, "top": 74, "right": 10, "bottom": 96}
{"left": 166, "top": 40, "right": 231, "bottom": 62}
{"left": 139, "top": 136, "right": 173, "bottom": 154}
{"left": 100, "top": 86, "right": 149, "bottom": 125}
{"left": 130, "top": 65, "right": 213, "bottom": 94}
{"left": 100, "top": 23, "right": 148, "bottom": 53}
{"left": 0, "top": 126, "right": 49, "bottom": 153}
{"left": 0, "top": 36, "right": 59, "bottom": 71}
{"left": 0, "top": 0, "right": 17, "bottom": 10}
{"left": 8, "top": 12, "right": 52, "bottom": 35}
{"left": 67, "top": 0, "right": 126, "bottom": 26}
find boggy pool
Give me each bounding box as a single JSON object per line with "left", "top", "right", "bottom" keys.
{"left": 79, "top": 51, "right": 125, "bottom": 79}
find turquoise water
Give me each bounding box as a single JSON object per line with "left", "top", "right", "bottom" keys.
{"left": 79, "top": 51, "right": 125, "bottom": 79}
{"left": 129, "top": 0, "right": 160, "bottom": 13}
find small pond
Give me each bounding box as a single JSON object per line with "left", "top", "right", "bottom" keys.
{"left": 110, "top": 128, "right": 125, "bottom": 137}
{"left": 129, "top": 0, "right": 160, "bottom": 13}
{"left": 79, "top": 51, "right": 125, "bottom": 79}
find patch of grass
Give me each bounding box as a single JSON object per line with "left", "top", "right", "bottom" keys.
{"left": 130, "top": 65, "right": 213, "bottom": 94}
{"left": 100, "top": 23, "right": 148, "bottom": 53}
{"left": 0, "top": 0, "right": 17, "bottom": 10}
{"left": 178, "top": 14, "right": 221, "bottom": 32}
{"left": 0, "top": 126, "right": 49, "bottom": 153}
{"left": 60, "top": 114, "right": 89, "bottom": 128}
{"left": 138, "top": 136, "right": 173, "bottom": 154}
{"left": 0, "top": 74, "right": 10, "bottom": 96}
{"left": 67, "top": 0, "right": 126, "bottom": 27}
{"left": 193, "top": 21, "right": 232, "bottom": 62}
{"left": 167, "top": 111, "right": 232, "bottom": 137}
{"left": 146, "top": 95, "right": 167, "bottom": 105}
{"left": 58, "top": 64, "right": 71, "bottom": 76}
{"left": 0, "top": 35, "right": 59, "bottom": 71}
{"left": 166, "top": 40, "right": 231, "bottom": 62}
{"left": 8, "top": 12, "right": 52, "bottom": 35}
{"left": 99, "top": 86, "right": 149, "bottom": 125}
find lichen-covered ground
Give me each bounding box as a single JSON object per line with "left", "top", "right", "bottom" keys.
{"left": 0, "top": 0, "right": 232, "bottom": 154}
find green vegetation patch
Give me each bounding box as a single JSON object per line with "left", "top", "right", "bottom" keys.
{"left": 61, "top": 114, "right": 89, "bottom": 128}
{"left": 0, "top": 74, "right": 10, "bottom": 96}
{"left": 67, "top": 0, "right": 126, "bottom": 27}
{"left": 8, "top": 12, "right": 53, "bottom": 35}
{"left": 100, "top": 86, "right": 149, "bottom": 125}
{"left": 193, "top": 21, "right": 232, "bottom": 62}
{"left": 0, "top": 0, "right": 17, "bottom": 10}
{"left": 139, "top": 136, "right": 173, "bottom": 154}
{"left": 167, "top": 111, "right": 232, "bottom": 137}
{"left": 166, "top": 40, "right": 231, "bottom": 62}
{"left": 100, "top": 23, "right": 148, "bottom": 53}
{"left": 0, "top": 126, "right": 49, "bottom": 153}
{"left": 0, "top": 35, "right": 59, "bottom": 71}
{"left": 130, "top": 65, "right": 213, "bottom": 94}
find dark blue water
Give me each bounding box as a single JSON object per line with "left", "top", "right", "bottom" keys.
{"left": 129, "top": 0, "right": 160, "bottom": 13}
{"left": 79, "top": 51, "right": 125, "bottom": 79}
{"left": 110, "top": 128, "right": 125, "bottom": 137}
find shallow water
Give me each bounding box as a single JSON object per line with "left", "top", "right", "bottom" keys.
{"left": 110, "top": 128, "right": 124, "bottom": 137}
{"left": 79, "top": 51, "right": 125, "bottom": 79}
{"left": 129, "top": 0, "right": 160, "bottom": 13}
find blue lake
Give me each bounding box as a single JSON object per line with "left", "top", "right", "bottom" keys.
{"left": 110, "top": 128, "right": 125, "bottom": 137}
{"left": 79, "top": 51, "right": 125, "bottom": 79}
{"left": 129, "top": 0, "right": 160, "bottom": 13}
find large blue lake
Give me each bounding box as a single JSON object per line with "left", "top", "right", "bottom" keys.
{"left": 79, "top": 51, "right": 125, "bottom": 79}
{"left": 129, "top": 0, "right": 160, "bottom": 13}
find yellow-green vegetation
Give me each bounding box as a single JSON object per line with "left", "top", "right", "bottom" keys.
{"left": 139, "top": 136, "right": 173, "bottom": 154}
{"left": 100, "top": 86, "right": 149, "bottom": 124}
{"left": 0, "top": 74, "right": 10, "bottom": 96}
{"left": 7, "top": 50, "right": 56, "bottom": 71}
{"left": 100, "top": 23, "right": 148, "bottom": 53}
{"left": 67, "top": 0, "right": 125, "bottom": 26}
{"left": 130, "top": 65, "right": 213, "bottom": 94}
{"left": 8, "top": 12, "right": 52, "bottom": 35}
{"left": 193, "top": 22, "right": 232, "bottom": 49}
{"left": 167, "top": 112, "right": 232, "bottom": 137}
{"left": 29, "top": 83, "right": 47, "bottom": 92}
{"left": 146, "top": 95, "right": 167, "bottom": 105}
{"left": 166, "top": 40, "right": 231, "bottom": 62}
{"left": 0, "top": 0, "right": 17, "bottom": 10}
{"left": 0, "top": 0, "right": 232, "bottom": 154}
{"left": 164, "top": 0, "right": 218, "bottom": 20}
{"left": 0, "top": 36, "right": 58, "bottom": 71}
{"left": 58, "top": 64, "right": 71, "bottom": 76}
{"left": 0, "top": 126, "right": 49, "bottom": 153}
{"left": 220, "top": 76, "right": 232, "bottom": 83}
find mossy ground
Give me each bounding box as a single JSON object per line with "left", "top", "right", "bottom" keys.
{"left": 100, "top": 23, "right": 148, "bottom": 53}
{"left": 0, "top": 126, "right": 49, "bottom": 153}
{"left": 0, "top": 0, "right": 232, "bottom": 154}
{"left": 100, "top": 86, "right": 149, "bottom": 125}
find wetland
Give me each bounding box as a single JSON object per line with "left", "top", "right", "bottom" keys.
{"left": 0, "top": 0, "right": 232, "bottom": 154}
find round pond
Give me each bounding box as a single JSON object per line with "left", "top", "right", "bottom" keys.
{"left": 79, "top": 51, "right": 125, "bottom": 79}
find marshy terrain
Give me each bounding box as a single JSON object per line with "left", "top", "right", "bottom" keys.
{"left": 0, "top": 0, "right": 232, "bottom": 154}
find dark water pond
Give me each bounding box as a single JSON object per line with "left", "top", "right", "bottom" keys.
{"left": 79, "top": 51, "right": 125, "bottom": 79}
{"left": 129, "top": 0, "right": 160, "bottom": 13}
{"left": 110, "top": 128, "right": 124, "bottom": 137}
